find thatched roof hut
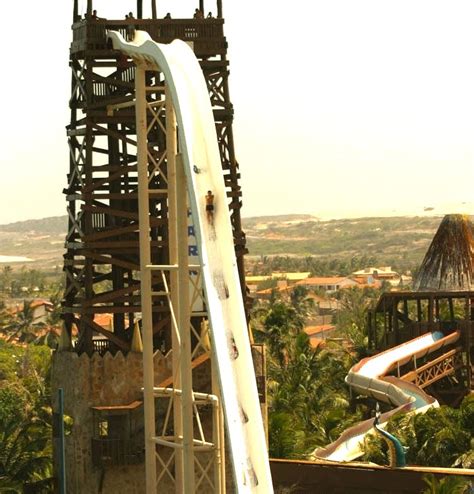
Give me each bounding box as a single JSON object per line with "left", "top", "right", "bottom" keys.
{"left": 414, "top": 214, "right": 474, "bottom": 291}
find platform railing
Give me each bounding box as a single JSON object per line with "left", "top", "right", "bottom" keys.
{"left": 400, "top": 347, "right": 464, "bottom": 388}
{"left": 71, "top": 18, "right": 225, "bottom": 54}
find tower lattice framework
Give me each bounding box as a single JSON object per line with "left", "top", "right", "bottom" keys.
{"left": 63, "top": 1, "right": 247, "bottom": 353}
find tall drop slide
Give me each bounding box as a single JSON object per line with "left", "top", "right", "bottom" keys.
{"left": 108, "top": 31, "right": 273, "bottom": 492}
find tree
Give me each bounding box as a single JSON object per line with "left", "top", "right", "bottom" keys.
{"left": 0, "top": 415, "right": 52, "bottom": 492}
{"left": 335, "top": 287, "right": 379, "bottom": 360}
{"left": 0, "top": 266, "right": 12, "bottom": 293}
{"left": 253, "top": 294, "right": 367, "bottom": 459}
{"left": 254, "top": 300, "right": 304, "bottom": 368}
{"left": 0, "top": 345, "right": 53, "bottom": 492}
{"left": 2, "top": 301, "right": 44, "bottom": 344}
{"left": 362, "top": 395, "right": 474, "bottom": 469}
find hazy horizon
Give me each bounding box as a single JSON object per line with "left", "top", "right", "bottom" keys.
{"left": 1, "top": 1, "right": 472, "bottom": 224}
{"left": 1, "top": 200, "right": 472, "bottom": 228}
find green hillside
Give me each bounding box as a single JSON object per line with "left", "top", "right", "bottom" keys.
{"left": 0, "top": 213, "right": 454, "bottom": 274}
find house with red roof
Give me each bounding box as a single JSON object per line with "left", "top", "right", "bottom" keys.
{"left": 296, "top": 276, "right": 358, "bottom": 293}
{"left": 304, "top": 324, "right": 337, "bottom": 348}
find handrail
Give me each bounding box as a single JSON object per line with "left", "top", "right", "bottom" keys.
{"left": 71, "top": 18, "right": 225, "bottom": 54}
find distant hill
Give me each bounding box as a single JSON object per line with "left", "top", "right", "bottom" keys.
{"left": 243, "top": 214, "right": 317, "bottom": 225}
{"left": 242, "top": 214, "right": 451, "bottom": 273}
{"left": 0, "top": 213, "right": 454, "bottom": 273}
{"left": 0, "top": 216, "right": 68, "bottom": 271}
{"left": 0, "top": 216, "right": 67, "bottom": 235}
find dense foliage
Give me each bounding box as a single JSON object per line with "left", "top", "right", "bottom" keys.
{"left": 0, "top": 340, "right": 54, "bottom": 491}
{"left": 253, "top": 289, "right": 474, "bottom": 472}
{"left": 252, "top": 293, "right": 369, "bottom": 458}
{"left": 363, "top": 395, "right": 474, "bottom": 469}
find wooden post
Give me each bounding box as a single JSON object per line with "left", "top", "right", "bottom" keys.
{"left": 83, "top": 120, "right": 94, "bottom": 354}
{"left": 382, "top": 298, "right": 388, "bottom": 348}
{"left": 448, "top": 297, "right": 455, "bottom": 322}
{"left": 199, "top": 0, "right": 204, "bottom": 14}
{"left": 86, "top": 0, "right": 92, "bottom": 16}
{"left": 217, "top": 0, "right": 222, "bottom": 18}
{"left": 428, "top": 296, "right": 434, "bottom": 329}
{"left": 416, "top": 298, "right": 422, "bottom": 337}
{"left": 403, "top": 299, "right": 409, "bottom": 339}
{"left": 151, "top": 0, "right": 157, "bottom": 19}
{"left": 73, "top": 0, "right": 79, "bottom": 22}
{"left": 392, "top": 299, "right": 399, "bottom": 345}
{"left": 137, "top": 0, "right": 143, "bottom": 19}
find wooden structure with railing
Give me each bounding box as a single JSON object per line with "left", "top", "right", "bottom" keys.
{"left": 367, "top": 290, "right": 474, "bottom": 403}
{"left": 63, "top": 0, "right": 247, "bottom": 355}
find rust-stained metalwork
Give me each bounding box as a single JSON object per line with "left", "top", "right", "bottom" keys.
{"left": 63, "top": 2, "right": 247, "bottom": 354}
{"left": 414, "top": 214, "right": 474, "bottom": 291}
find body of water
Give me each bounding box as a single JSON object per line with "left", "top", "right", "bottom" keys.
{"left": 0, "top": 255, "right": 33, "bottom": 263}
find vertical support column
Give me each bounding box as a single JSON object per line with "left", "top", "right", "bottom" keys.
{"left": 73, "top": 0, "right": 79, "bottom": 22}
{"left": 82, "top": 121, "right": 94, "bottom": 354}
{"left": 448, "top": 297, "right": 455, "bottom": 321}
{"left": 176, "top": 154, "right": 195, "bottom": 492}
{"left": 465, "top": 295, "right": 472, "bottom": 388}
{"left": 166, "top": 86, "right": 184, "bottom": 493}
{"left": 136, "top": 65, "right": 157, "bottom": 493}
{"left": 392, "top": 299, "right": 399, "bottom": 345}
{"left": 212, "top": 362, "right": 225, "bottom": 492}
{"left": 428, "top": 296, "right": 434, "bottom": 329}
{"left": 58, "top": 388, "right": 67, "bottom": 494}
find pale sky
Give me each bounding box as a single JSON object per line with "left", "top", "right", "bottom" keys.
{"left": 1, "top": 1, "right": 472, "bottom": 225}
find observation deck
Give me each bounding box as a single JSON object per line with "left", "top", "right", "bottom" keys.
{"left": 71, "top": 18, "right": 227, "bottom": 57}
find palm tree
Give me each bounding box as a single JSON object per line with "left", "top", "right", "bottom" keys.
{"left": 289, "top": 285, "right": 314, "bottom": 315}
{"left": 363, "top": 396, "right": 474, "bottom": 469}
{"left": 0, "top": 415, "right": 52, "bottom": 492}
{"left": 254, "top": 300, "right": 304, "bottom": 368}
{"left": 2, "top": 301, "right": 44, "bottom": 344}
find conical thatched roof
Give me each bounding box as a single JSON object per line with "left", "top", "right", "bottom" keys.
{"left": 414, "top": 214, "right": 474, "bottom": 291}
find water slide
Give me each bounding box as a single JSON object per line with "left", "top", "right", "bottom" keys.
{"left": 108, "top": 31, "right": 273, "bottom": 492}
{"left": 314, "top": 330, "right": 460, "bottom": 462}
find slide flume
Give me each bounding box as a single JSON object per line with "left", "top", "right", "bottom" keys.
{"left": 314, "top": 330, "right": 460, "bottom": 462}
{"left": 108, "top": 31, "right": 273, "bottom": 492}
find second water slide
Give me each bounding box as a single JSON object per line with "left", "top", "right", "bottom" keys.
{"left": 314, "top": 330, "right": 460, "bottom": 462}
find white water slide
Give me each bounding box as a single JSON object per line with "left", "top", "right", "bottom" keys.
{"left": 314, "top": 330, "right": 460, "bottom": 462}
{"left": 108, "top": 31, "right": 273, "bottom": 492}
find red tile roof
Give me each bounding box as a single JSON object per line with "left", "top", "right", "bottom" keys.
{"left": 297, "top": 277, "right": 348, "bottom": 285}
{"left": 304, "top": 324, "right": 336, "bottom": 337}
